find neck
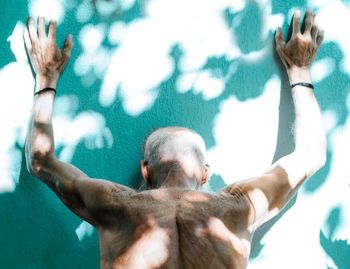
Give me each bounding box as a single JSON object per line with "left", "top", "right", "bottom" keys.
{"left": 154, "top": 173, "right": 201, "bottom": 190}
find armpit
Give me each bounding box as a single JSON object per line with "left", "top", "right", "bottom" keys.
{"left": 220, "top": 186, "right": 256, "bottom": 231}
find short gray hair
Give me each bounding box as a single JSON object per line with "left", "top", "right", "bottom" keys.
{"left": 143, "top": 127, "right": 206, "bottom": 186}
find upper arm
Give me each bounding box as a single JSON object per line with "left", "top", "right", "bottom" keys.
{"left": 223, "top": 152, "right": 322, "bottom": 229}
{"left": 34, "top": 156, "right": 134, "bottom": 226}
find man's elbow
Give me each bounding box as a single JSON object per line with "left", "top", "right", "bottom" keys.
{"left": 314, "top": 137, "right": 327, "bottom": 169}
{"left": 306, "top": 144, "right": 327, "bottom": 176}
{"left": 26, "top": 150, "right": 53, "bottom": 176}
{"left": 310, "top": 153, "right": 326, "bottom": 174}
{"left": 26, "top": 132, "right": 55, "bottom": 174}
{"left": 295, "top": 140, "right": 327, "bottom": 176}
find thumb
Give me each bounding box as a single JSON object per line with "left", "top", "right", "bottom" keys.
{"left": 58, "top": 35, "right": 73, "bottom": 72}
{"left": 275, "top": 27, "right": 285, "bottom": 51}
{"left": 62, "top": 34, "right": 73, "bottom": 60}
{"left": 23, "top": 28, "right": 32, "bottom": 53}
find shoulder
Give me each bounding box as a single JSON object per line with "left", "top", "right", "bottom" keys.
{"left": 219, "top": 165, "right": 296, "bottom": 229}
{"left": 73, "top": 178, "right": 136, "bottom": 211}
{"left": 219, "top": 187, "right": 255, "bottom": 219}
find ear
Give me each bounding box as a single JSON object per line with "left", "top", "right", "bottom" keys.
{"left": 201, "top": 164, "right": 210, "bottom": 185}
{"left": 141, "top": 160, "right": 150, "bottom": 183}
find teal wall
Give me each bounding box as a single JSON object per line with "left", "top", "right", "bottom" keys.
{"left": 1, "top": 0, "right": 349, "bottom": 268}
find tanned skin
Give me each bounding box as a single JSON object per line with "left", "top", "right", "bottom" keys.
{"left": 25, "top": 10, "right": 326, "bottom": 269}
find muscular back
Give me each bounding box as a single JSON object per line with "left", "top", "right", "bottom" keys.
{"left": 97, "top": 188, "right": 254, "bottom": 269}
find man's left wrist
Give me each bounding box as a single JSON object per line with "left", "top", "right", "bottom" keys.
{"left": 287, "top": 66, "right": 312, "bottom": 84}
{"left": 35, "top": 74, "right": 58, "bottom": 92}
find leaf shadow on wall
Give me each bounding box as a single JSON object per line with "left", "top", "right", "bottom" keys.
{"left": 320, "top": 206, "right": 350, "bottom": 269}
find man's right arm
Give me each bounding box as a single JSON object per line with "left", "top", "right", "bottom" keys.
{"left": 24, "top": 17, "right": 133, "bottom": 227}
{"left": 223, "top": 10, "right": 327, "bottom": 229}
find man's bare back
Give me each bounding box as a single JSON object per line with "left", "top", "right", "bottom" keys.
{"left": 24, "top": 10, "right": 326, "bottom": 269}
{"left": 98, "top": 188, "right": 253, "bottom": 269}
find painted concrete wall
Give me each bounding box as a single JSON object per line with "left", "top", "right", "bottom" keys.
{"left": 0, "top": 0, "right": 349, "bottom": 268}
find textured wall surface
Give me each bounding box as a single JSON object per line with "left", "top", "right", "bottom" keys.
{"left": 1, "top": 0, "right": 350, "bottom": 268}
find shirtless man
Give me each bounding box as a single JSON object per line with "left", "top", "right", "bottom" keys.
{"left": 25, "top": 10, "right": 326, "bottom": 269}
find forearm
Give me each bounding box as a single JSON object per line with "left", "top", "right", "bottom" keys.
{"left": 288, "top": 68, "right": 327, "bottom": 170}
{"left": 24, "top": 15, "right": 72, "bottom": 174}
{"left": 26, "top": 76, "right": 57, "bottom": 174}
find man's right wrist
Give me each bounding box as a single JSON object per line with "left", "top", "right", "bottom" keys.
{"left": 35, "top": 74, "right": 58, "bottom": 93}
{"left": 287, "top": 66, "right": 312, "bottom": 85}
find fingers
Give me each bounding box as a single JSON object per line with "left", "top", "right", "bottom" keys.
{"left": 27, "top": 17, "right": 38, "bottom": 43}
{"left": 310, "top": 20, "right": 324, "bottom": 47}
{"left": 304, "top": 10, "right": 313, "bottom": 35}
{"left": 316, "top": 29, "right": 324, "bottom": 46}
{"left": 275, "top": 27, "right": 285, "bottom": 50}
{"left": 292, "top": 10, "right": 301, "bottom": 37}
{"left": 26, "top": 17, "right": 59, "bottom": 42}
{"left": 304, "top": 11, "right": 323, "bottom": 46}
{"left": 23, "top": 28, "right": 32, "bottom": 52}
{"left": 311, "top": 25, "right": 318, "bottom": 40}
{"left": 62, "top": 34, "right": 73, "bottom": 60}
{"left": 28, "top": 17, "right": 57, "bottom": 40}
{"left": 48, "top": 20, "right": 57, "bottom": 40}
{"left": 275, "top": 28, "right": 292, "bottom": 68}
{"left": 37, "top": 16, "right": 46, "bottom": 38}
{"left": 58, "top": 35, "right": 73, "bottom": 72}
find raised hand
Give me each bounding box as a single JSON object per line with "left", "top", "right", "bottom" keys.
{"left": 275, "top": 10, "right": 324, "bottom": 72}
{"left": 23, "top": 17, "right": 73, "bottom": 90}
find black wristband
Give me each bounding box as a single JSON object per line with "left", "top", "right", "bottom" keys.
{"left": 290, "top": 82, "right": 314, "bottom": 89}
{"left": 34, "top": 87, "right": 57, "bottom": 96}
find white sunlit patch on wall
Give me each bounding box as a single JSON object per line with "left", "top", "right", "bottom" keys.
{"left": 94, "top": 0, "right": 136, "bottom": 18}
{"left": 253, "top": 0, "right": 285, "bottom": 41}
{"left": 97, "top": 0, "right": 285, "bottom": 116}
{"left": 99, "top": 0, "right": 246, "bottom": 116}
{"left": 322, "top": 97, "right": 350, "bottom": 240}
{"left": 53, "top": 97, "right": 113, "bottom": 162}
{"left": 100, "top": 17, "right": 175, "bottom": 115}
{"left": 311, "top": 57, "right": 336, "bottom": 84}
{"left": 0, "top": 22, "right": 34, "bottom": 192}
{"left": 309, "top": 0, "right": 350, "bottom": 75}
{"left": 74, "top": 23, "right": 111, "bottom": 87}
{"left": 175, "top": 0, "right": 284, "bottom": 99}
{"left": 176, "top": 69, "right": 227, "bottom": 101}
{"left": 29, "top": 0, "right": 67, "bottom": 23}
{"left": 75, "top": 0, "right": 95, "bottom": 23}
{"left": 207, "top": 75, "right": 280, "bottom": 184}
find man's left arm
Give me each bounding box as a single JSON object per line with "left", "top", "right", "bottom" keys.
{"left": 222, "top": 10, "right": 327, "bottom": 230}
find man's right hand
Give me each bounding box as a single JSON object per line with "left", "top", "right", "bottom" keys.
{"left": 23, "top": 17, "right": 73, "bottom": 91}
{"left": 275, "top": 10, "right": 324, "bottom": 81}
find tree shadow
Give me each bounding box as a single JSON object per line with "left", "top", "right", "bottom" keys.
{"left": 320, "top": 206, "right": 350, "bottom": 269}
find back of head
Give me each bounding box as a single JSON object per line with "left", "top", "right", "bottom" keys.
{"left": 143, "top": 127, "right": 207, "bottom": 189}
